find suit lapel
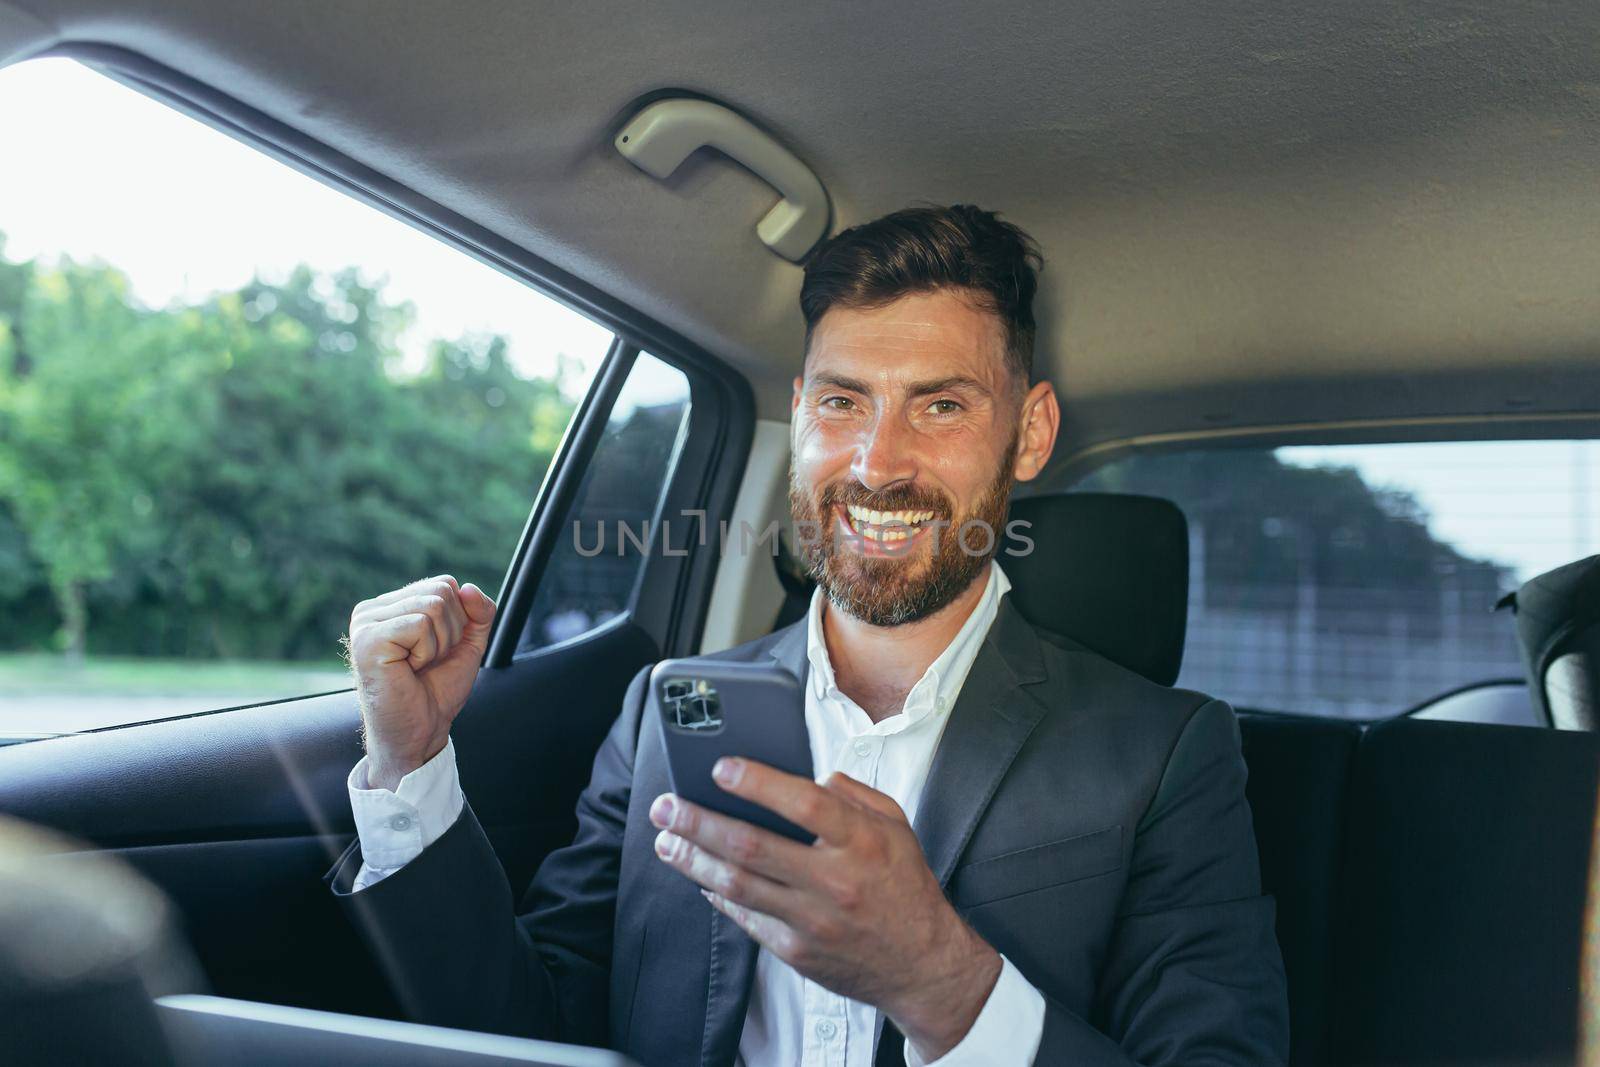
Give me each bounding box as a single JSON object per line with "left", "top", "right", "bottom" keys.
{"left": 912, "top": 597, "right": 1052, "bottom": 888}
{"left": 700, "top": 907, "right": 760, "bottom": 1066}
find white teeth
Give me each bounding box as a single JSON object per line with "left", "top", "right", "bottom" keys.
{"left": 843, "top": 504, "right": 936, "bottom": 533}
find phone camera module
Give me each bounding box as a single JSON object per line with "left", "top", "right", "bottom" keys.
{"left": 662, "top": 677, "right": 723, "bottom": 732}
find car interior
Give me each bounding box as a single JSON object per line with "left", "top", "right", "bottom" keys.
{"left": 3, "top": 3, "right": 1600, "bottom": 1065}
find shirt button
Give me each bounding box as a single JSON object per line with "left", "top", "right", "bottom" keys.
{"left": 389, "top": 814, "right": 413, "bottom": 832}
{"left": 852, "top": 739, "right": 873, "bottom": 758}
{"left": 814, "top": 1018, "right": 839, "bottom": 1042}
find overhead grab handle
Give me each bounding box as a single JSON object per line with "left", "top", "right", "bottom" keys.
{"left": 615, "top": 98, "right": 829, "bottom": 262}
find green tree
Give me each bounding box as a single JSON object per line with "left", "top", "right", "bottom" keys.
{"left": 0, "top": 240, "right": 578, "bottom": 662}
{"left": 0, "top": 251, "right": 176, "bottom": 659}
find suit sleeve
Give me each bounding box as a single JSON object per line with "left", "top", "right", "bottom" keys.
{"left": 324, "top": 665, "right": 650, "bottom": 1046}
{"left": 1030, "top": 698, "right": 1290, "bottom": 1065}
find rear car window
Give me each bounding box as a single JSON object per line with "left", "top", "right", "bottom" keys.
{"left": 1070, "top": 440, "right": 1599, "bottom": 719}
{"left": 0, "top": 58, "right": 612, "bottom": 735}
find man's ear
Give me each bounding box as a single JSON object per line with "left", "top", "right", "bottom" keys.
{"left": 1011, "top": 380, "right": 1060, "bottom": 483}
{"left": 791, "top": 375, "right": 803, "bottom": 414}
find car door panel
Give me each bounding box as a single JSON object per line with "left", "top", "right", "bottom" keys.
{"left": 0, "top": 616, "right": 660, "bottom": 1017}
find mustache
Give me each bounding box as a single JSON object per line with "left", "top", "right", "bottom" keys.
{"left": 817, "top": 481, "right": 951, "bottom": 518}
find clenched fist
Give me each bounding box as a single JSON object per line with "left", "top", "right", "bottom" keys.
{"left": 344, "top": 574, "right": 497, "bottom": 790}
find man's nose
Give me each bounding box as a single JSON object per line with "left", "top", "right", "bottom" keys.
{"left": 851, "top": 413, "right": 918, "bottom": 492}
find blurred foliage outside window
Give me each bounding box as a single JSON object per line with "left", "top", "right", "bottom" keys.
{"left": 0, "top": 57, "right": 618, "bottom": 735}
{"left": 0, "top": 239, "right": 598, "bottom": 729}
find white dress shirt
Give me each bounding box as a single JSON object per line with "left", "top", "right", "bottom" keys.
{"left": 347, "top": 561, "right": 1045, "bottom": 1066}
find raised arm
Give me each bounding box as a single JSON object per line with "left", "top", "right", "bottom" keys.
{"left": 326, "top": 575, "right": 645, "bottom": 1044}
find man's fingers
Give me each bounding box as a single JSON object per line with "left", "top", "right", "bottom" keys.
{"left": 654, "top": 830, "right": 801, "bottom": 919}
{"left": 822, "top": 771, "right": 908, "bottom": 824}
{"left": 712, "top": 759, "right": 858, "bottom": 844}
{"left": 357, "top": 593, "right": 460, "bottom": 659}
{"left": 355, "top": 575, "right": 459, "bottom": 614}
{"left": 649, "top": 794, "right": 814, "bottom": 887}
{"left": 358, "top": 613, "right": 439, "bottom": 671}
{"left": 361, "top": 575, "right": 457, "bottom": 607}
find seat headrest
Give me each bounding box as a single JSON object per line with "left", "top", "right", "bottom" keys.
{"left": 1004, "top": 493, "right": 1189, "bottom": 686}
{"left": 1503, "top": 554, "right": 1600, "bottom": 730}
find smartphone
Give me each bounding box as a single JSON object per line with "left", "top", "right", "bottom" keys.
{"left": 651, "top": 658, "right": 816, "bottom": 844}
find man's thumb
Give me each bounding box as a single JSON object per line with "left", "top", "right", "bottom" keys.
{"left": 460, "top": 583, "right": 498, "bottom": 631}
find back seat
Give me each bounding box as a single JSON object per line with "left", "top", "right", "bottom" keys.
{"left": 1335, "top": 717, "right": 1600, "bottom": 1066}
{"left": 1239, "top": 713, "right": 1361, "bottom": 1065}
{"left": 1240, "top": 712, "right": 1600, "bottom": 1066}
{"left": 1002, "top": 493, "right": 1600, "bottom": 1065}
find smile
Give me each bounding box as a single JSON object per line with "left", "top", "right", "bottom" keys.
{"left": 841, "top": 504, "right": 937, "bottom": 542}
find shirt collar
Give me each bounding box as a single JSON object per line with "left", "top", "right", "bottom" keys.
{"left": 804, "top": 562, "right": 1011, "bottom": 726}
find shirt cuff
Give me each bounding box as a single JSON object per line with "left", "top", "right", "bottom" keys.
{"left": 347, "top": 739, "right": 464, "bottom": 887}
{"left": 904, "top": 955, "right": 1046, "bottom": 1067}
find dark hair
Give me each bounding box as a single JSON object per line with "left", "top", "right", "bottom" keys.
{"left": 799, "top": 204, "right": 1043, "bottom": 391}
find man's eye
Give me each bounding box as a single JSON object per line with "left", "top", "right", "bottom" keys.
{"left": 928, "top": 398, "right": 962, "bottom": 414}
{"left": 822, "top": 396, "right": 854, "bottom": 411}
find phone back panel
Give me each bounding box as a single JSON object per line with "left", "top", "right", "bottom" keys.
{"left": 650, "top": 658, "right": 815, "bottom": 844}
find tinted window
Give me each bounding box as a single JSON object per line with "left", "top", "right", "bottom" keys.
{"left": 1071, "top": 441, "right": 1598, "bottom": 718}
{"left": 0, "top": 59, "right": 611, "bottom": 734}
{"left": 521, "top": 352, "right": 692, "bottom": 651}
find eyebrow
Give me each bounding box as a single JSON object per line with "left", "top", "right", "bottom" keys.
{"left": 806, "top": 372, "right": 991, "bottom": 397}
{"left": 906, "top": 375, "right": 990, "bottom": 398}
{"left": 808, "top": 372, "right": 872, "bottom": 394}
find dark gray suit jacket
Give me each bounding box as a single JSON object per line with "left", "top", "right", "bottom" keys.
{"left": 328, "top": 597, "right": 1289, "bottom": 1065}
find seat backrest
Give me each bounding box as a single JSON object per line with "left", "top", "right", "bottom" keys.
{"left": 1334, "top": 717, "right": 1600, "bottom": 1065}
{"left": 1239, "top": 714, "right": 1362, "bottom": 1067}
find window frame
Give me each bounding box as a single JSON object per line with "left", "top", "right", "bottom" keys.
{"left": 19, "top": 41, "right": 755, "bottom": 671}
{"left": 494, "top": 342, "right": 752, "bottom": 667}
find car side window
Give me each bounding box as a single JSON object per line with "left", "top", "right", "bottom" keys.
{"left": 520, "top": 352, "right": 692, "bottom": 652}
{"left": 0, "top": 58, "right": 612, "bottom": 736}
{"left": 1071, "top": 440, "right": 1599, "bottom": 722}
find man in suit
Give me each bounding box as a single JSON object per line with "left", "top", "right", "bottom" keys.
{"left": 329, "top": 204, "right": 1290, "bottom": 1065}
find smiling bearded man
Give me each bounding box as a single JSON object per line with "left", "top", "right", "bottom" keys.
{"left": 331, "top": 204, "right": 1289, "bottom": 1067}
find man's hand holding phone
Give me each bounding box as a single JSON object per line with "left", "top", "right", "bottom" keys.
{"left": 649, "top": 760, "right": 1003, "bottom": 1062}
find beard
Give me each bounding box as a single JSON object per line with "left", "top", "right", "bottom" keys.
{"left": 788, "top": 435, "right": 1019, "bottom": 627}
